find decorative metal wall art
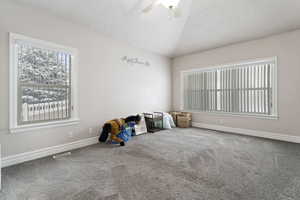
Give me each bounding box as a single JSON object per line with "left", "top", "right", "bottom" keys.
{"left": 121, "top": 56, "right": 150, "bottom": 66}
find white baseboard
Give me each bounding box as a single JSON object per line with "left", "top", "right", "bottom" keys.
{"left": 192, "top": 122, "right": 300, "bottom": 144}
{"left": 1, "top": 137, "right": 99, "bottom": 168}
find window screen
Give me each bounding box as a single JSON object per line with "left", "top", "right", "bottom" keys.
{"left": 182, "top": 58, "right": 277, "bottom": 117}
{"left": 16, "top": 41, "right": 72, "bottom": 125}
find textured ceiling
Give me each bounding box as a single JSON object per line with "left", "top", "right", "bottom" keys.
{"left": 11, "top": 0, "right": 300, "bottom": 57}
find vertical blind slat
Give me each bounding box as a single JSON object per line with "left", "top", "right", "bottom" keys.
{"left": 267, "top": 64, "right": 271, "bottom": 115}
{"left": 182, "top": 59, "right": 275, "bottom": 117}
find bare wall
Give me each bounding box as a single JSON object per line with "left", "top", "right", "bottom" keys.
{"left": 0, "top": 1, "right": 172, "bottom": 157}
{"left": 172, "top": 30, "right": 300, "bottom": 136}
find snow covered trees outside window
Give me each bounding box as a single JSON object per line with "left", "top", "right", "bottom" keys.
{"left": 16, "top": 42, "right": 71, "bottom": 124}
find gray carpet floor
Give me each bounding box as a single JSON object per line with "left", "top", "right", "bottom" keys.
{"left": 1, "top": 128, "right": 300, "bottom": 200}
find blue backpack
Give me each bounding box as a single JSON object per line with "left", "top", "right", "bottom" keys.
{"left": 111, "top": 122, "right": 135, "bottom": 144}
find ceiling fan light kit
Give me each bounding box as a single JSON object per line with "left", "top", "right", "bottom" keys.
{"left": 160, "top": 0, "right": 181, "bottom": 8}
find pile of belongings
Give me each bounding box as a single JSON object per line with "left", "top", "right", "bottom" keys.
{"left": 111, "top": 122, "right": 135, "bottom": 144}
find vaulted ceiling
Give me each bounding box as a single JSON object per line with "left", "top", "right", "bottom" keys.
{"left": 11, "top": 0, "right": 300, "bottom": 57}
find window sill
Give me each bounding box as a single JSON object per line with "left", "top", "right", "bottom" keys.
{"left": 183, "top": 110, "right": 278, "bottom": 120}
{"left": 9, "top": 118, "right": 80, "bottom": 134}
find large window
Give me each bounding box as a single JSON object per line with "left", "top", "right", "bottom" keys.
{"left": 181, "top": 57, "right": 278, "bottom": 118}
{"left": 9, "top": 33, "right": 79, "bottom": 132}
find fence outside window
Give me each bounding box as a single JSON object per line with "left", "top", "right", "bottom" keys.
{"left": 16, "top": 41, "right": 72, "bottom": 125}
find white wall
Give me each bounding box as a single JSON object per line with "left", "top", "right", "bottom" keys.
{"left": 172, "top": 29, "right": 300, "bottom": 137}
{"left": 0, "top": 0, "right": 171, "bottom": 157}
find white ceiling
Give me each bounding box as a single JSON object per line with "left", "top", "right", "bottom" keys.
{"left": 11, "top": 0, "right": 300, "bottom": 57}
{"left": 175, "top": 0, "right": 300, "bottom": 56}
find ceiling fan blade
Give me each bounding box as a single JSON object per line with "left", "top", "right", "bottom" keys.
{"left": 142, "top": 4, "right": 154, "bottom": 13}
{"left": 142, "top": 0, "right": 160, "bottom": 13}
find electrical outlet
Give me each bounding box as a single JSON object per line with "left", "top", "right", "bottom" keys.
{"left": 89, "top": 128, "right": 93, "bottom": 135}
{"left": 68, "top": 131, "right": 74, "bottom": 138}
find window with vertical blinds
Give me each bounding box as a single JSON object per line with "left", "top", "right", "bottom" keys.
{"left": 182, "top": 58, "right": 277, "bottom": 117}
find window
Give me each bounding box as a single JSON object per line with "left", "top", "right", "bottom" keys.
{"left": 9, "top": 33, "right": 79, "bottom": 133}
{"left": 181, "top": 57, "right": 278, "bottom": 118}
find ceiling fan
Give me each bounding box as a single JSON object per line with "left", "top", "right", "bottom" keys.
{"left": 142, "top": 0, "right": 182, "bottom": 18}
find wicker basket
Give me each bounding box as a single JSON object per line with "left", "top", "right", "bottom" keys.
{"left": 169, "top": 111, "right": 192, "bottom": 128}
{"left": 177, "top": 115, "right": 191, "bottom": 128}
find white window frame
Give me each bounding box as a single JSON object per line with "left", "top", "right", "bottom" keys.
{"left": 9, "top": 33, "right": 80, "bottom": 133}
{"left": 180, "top": 57, "right": 278, "bottom": 119}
